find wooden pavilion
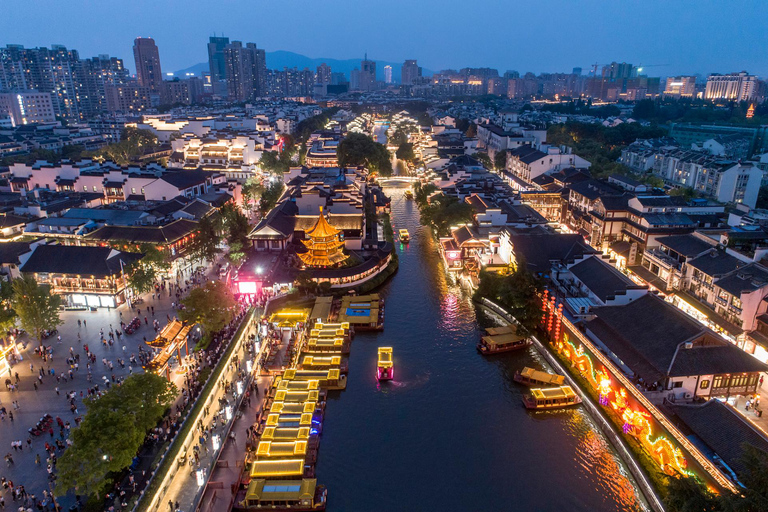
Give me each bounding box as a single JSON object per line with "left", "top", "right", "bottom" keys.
{"left": 298, "top": 207, "right": 347, "bottom": 267}
{"left": 144, "top": 319, "right": 193, "bottom": 380}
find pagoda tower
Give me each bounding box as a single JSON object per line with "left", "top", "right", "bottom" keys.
{"left": 298, "top": 207, "right": 348, "bottom": 267}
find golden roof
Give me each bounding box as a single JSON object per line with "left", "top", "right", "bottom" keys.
{"left": 305, "top": 208, "right": 341, "bottom": 239}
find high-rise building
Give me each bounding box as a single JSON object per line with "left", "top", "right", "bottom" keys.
{"left": 350, "top": 68, "right": 360, "bottom": 91}
{"left": 207, "top": 36, "right": 230, "bottom": 82}
{"left": 223, "top": 41, "right": 267, "bottom": 101}
{"left": 384, "top": 65, "right": 392, "bottom": 84}
{"left": 0, "top": 44, "right": 124, "bottom": 120}
{"left": 663, "top": 76, "right": 696, "bottom": 98}
{"left": 602, "top": 62, "right": 634, "bottom": 81}
{"left": 705, "top": 72, "right": 760, "bottom": 101}
{"left": 268, "top": 67, "right": 314, "bottom": 97}
{"left": 133, "top": 37, "right": 162, "bottom": 90}
{"left": 401, "top": 59, "right": 421, "bottom": 85}
{"left": 359, "top": 55, "right": 376, "bottom": 91}
{"left": 316, "top": 63, "right": 331, "bottom": 84}
{"left": 0, "top": 91, "right": 56, "bottom": 126}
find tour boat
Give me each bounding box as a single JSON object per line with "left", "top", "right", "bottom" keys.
{"left": 522, "top": 386, "right": 582, "bottom": 410}
{"left": 476, "top": 332, "right": 532, "bottom": 354}
{"left": 399, "top": 229, "right": 410, "bottom": 243}
{"left": 377, "top": 347, "right": 393, "bottom": 381}
{"left": 513, "top": 367, "right": 566, "bottom": 387}
{"left": 404, "top": 190, "right": 414, "bottom": 200}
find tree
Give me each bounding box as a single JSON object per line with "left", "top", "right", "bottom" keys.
{"left": 179, "top": 281, "right": 237, "bottom": 343}
{"left": 336, "top": 132, "right": 393, "bottom": 176}
{"left": 220, "top": 202, "right": 251, "bottom": 248}
{"left": 187, "top": 215, "right": 222, "bottom": 264}
{"left": 474, "top": 152, "right": 492, "bottom": 170}
{"left": 242, "top": 177, "right": 264, "bottom": 214}
{"left": 0, "top": 281, "right": 17, "bottom": 338}
{"left": 10, "top": 275, "right": 62, "bottom": 343}
{"left": 663, "top": 476, "right": 720, "bottom": 512}
{"left": 259, "top": 180, "right": 285, "bottom": 215}
{"left": 465, "top": 123, "right": 477, "bottom": 138}
{"left": 56, "top": 373, "right": 175, "bottom": 499}
{"left": 419, "top": 194, "right": 474, "bottom": 236}
{"left": 494, "top": 150, "right": 508, "bottom": 171}
{"left": 396, "top": 142, "right": 415, "bottom": 162}
{"left": 126, "top": 261, "right": 156, "bottom": 295}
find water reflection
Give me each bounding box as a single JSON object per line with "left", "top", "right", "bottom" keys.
{"left": 314, "top": 187, "right": 648, "bottom": 512}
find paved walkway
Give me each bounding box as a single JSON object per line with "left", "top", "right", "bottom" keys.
{"left": 725, "top": 376, "right": 768, "bottom": 438}
{"left": 145, "top": 312, "right": 267, "bottom": 512}
{"left": 0, "top": 259, "right": 224, "bottom": 510}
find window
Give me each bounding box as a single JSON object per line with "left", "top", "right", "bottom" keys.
{"left": 673, "top": 381, "right": 683, "bottom": 388}
{"left": 83, "top": 185, "right": 87, "bottom": 191}
{"left": 700, "top": 379, "right": 710, "bottom": 389}
{"left": 131, "top": 187, "right": 136, "bottom": 194}
{"left": 713, "top": 375, "right": 724, "bottom": 389}
{"left": 93, "top": 186, "right": 97, "bottom": 192}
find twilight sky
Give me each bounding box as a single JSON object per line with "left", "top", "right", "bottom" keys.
{"left": 2, "top": 0, "right": 767, "bottom": 77}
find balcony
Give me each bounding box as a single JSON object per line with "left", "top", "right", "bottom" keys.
{"left": 714, "top": 296, "right": 728, "bottom": 307}
{"left": 644, "top": 248, "right": 680, "bottom": 270}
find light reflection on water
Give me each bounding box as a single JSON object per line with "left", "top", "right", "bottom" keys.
{"left": 314, "top": 188, "right": 648, "bottom": 512}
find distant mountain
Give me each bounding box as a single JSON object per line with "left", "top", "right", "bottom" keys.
{"left": 171, "top": 51, "right": 433, "bottom": 82}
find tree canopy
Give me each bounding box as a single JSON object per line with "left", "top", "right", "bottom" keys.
{"left": 10, "top": 275, "right": 62, "bottom": 343}
{"left": 187, "top": 215, "right": 222, "bottom": 264}
{"left": 221, "top": 202, "right": 252, "bottom": 267}
{"left": 336, "top": 132, "right": 393, "bottom": 176}
{"left": 55, "top": 373, "right": 176, "bottom": 499}
{"left": 396, "top": 142, "right": 416, "bottom": 162}
{"left": 473, "top": 259, "right": 545, "bottom": 334}
{"left": 88, "top": 127, "right": 161, "bottom": 165}
{"left": 179, "top": 281, "right": 237, "bottom": 343}
{"left": 0, "top": 280, "right": 17, "bottom": 338}
{"left": 418, "top": 193, "right": 474, "bottom": 236}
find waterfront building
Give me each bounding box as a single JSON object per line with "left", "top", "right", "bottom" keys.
{"left": 133, "top": 37, "right": 163, "bottom": 90}
{"left": 585, "top": 294, "right": 767, "bottom": 401}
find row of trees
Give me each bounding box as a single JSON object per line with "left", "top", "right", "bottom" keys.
{"left": 56, "top": 373, "right": 176, "bottom": 499}
{"left": 473, "top": 263, "right": 544, "bottom": 335}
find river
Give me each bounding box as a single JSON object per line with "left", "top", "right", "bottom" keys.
{"left": 314, "top": 187, "right": 649, "bottom": 511}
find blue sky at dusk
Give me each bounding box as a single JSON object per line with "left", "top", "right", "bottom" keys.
{"left": 2, "top": 0, "right": 767, "bottom": 76}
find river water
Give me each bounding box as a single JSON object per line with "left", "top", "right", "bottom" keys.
{"left": 314, "top": 187, "right": 649, "bottom": 511}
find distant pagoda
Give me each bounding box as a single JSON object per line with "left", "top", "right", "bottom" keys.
{"left": 298, "top": 207, "right": 348, "bottom": 267}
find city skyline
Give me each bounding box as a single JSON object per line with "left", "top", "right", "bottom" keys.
{"left": 2, "top": 0, "right": 768, "bottom": 77}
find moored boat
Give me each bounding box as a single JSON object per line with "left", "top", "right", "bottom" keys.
{"left": 399, "top": 229, "right": 410, "bottom": 243}
{"left": 522, "top": 386, "right": 582, "bottom": 410}
{"left": 476, "top": 332, "right": 532, "bottom": 354}
{"left": 377, "top": 347, "right": 393, "bottom": 381}
{"left": 513, "top": 367, "right": 566, "bottom": 387}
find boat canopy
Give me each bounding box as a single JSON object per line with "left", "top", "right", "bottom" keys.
{"left": 274, "top": 390, "right": 320, "bottom": 403}
{"left": 531, "top": 386, "right": 577, "bottom": 400}
{"left": 520, "top": 367, "right": 565, "bottom": 386}
{"left": 256, "top": 440, "right": 309, "bottom": 458}
{"left": 302, "top": 355, "right": 342, "bottom": 367}
{"left": 270, "top": 401, "right": 317, "bottom": 415}
{"left": 486, "top": 325, "right": 516, "bottom": 336}
{"left": 277, "top": 379, "right": 320, "bottom": 391}
{"left": 266, "top": 412, "right": 313, "bottom": 427}
{"left": 244, "top": 478, "right": 316, "bottom": 503}
{"left": 481, "top": 333, "right": 526, "bottom": 346}
{"left": 261, "top": 426, "right": 311, "bottom": 441}
{"left": 377, "top": 347, "right": 393, "bottom": 368}
{"left": 250, "top": 458, "right": 305, "bottom": 478}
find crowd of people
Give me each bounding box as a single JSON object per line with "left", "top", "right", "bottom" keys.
{"left": 0, "top": 260, "right": 258, "bottom": 511}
